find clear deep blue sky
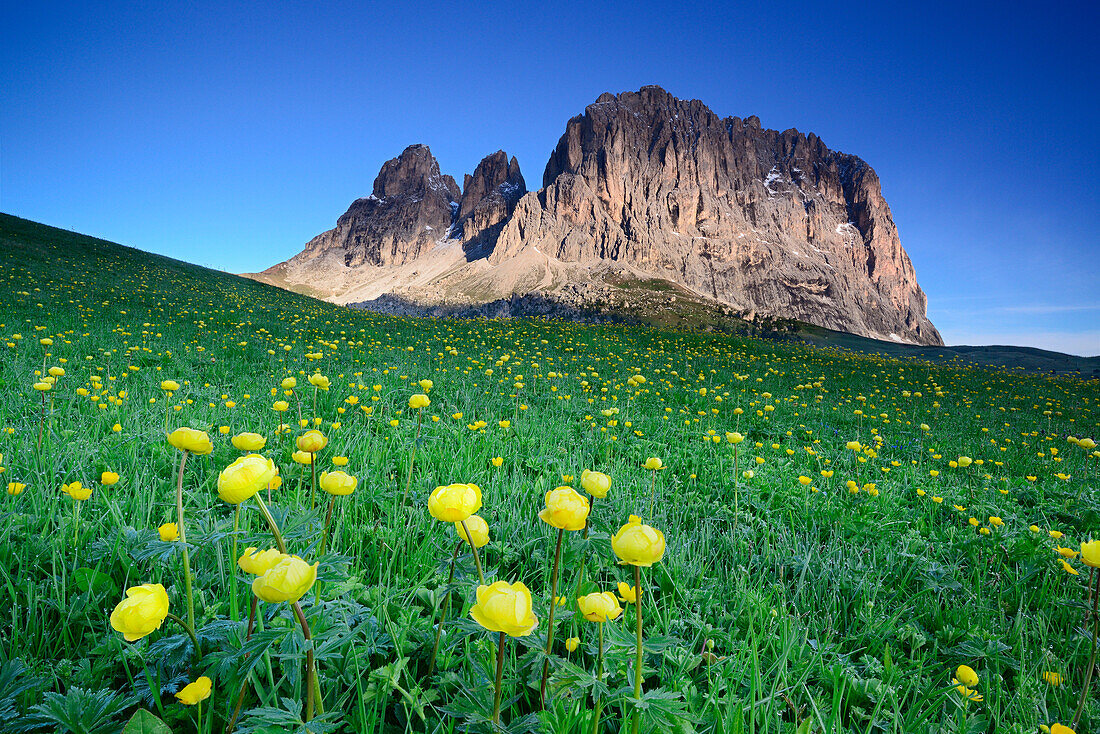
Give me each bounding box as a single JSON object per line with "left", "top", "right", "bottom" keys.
{"left": 2, "top": 1, "right": 1097, "bottom": 354}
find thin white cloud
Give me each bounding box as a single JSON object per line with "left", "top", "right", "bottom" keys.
{"left": 937, "top": 330, "right": 1100, "bottom": 357}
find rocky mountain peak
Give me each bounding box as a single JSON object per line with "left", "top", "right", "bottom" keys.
{"left": 457, "top": 151, "right": 526, "bottom": 258}
{"left": 251, "top": 87, "right": 942, "bottom": 346}
{"left": 372, "top": 144, "right": 460, "bottom": 202}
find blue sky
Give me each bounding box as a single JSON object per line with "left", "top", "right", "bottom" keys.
{"left": 2, "top": 1, "right": 1097, "bottom": 355}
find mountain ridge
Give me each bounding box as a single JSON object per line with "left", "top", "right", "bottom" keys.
{"left": 246, "top": 85, "right": 943, "bottom": 346}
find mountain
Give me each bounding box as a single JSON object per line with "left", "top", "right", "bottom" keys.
{"left": 246, "top": 86, "right": 942, "bottom": 345}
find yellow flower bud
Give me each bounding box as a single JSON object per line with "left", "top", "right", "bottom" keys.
{"left": 158, "top": 522, "right": 179, "bottom": 542}
{"left": 580, "top": 469, "right": 611, "bottom": 498}
{"left": 217, "top": 454, "right": 278, "bottom": 505}
{"left": 538, "top": 486, "right": 590, "bottom": 531}
{"left": 643, "top": 457, "right": 664, "bottom": 470}
{"left": 577, "top": 591, "right": 622, "bottom": 623}
{"left": 428, "top": 483, "right": 482, "bottom": 523}
{"left": 565, "top": 636, "right": 580, "bottom": 652}
{"left": 252, "top": 556, "right": 318, "bottom": 603}
{"left": 167, "top": 427, "right": 213, "bottom": 455}
{"left": 319, "top": 470, "right": 357, "bottom": 496}
{"left": 110, "top": 583, "right": 170, "bottom": 641}
{"left": 455, "top": 514, "right": 490, "bottom": 548}
{"left": 1082, "top": 539, "right": 1100, "bottom": 568}
{"left": 955, "top": 665, "right": 978, "bottom": 688}
{"left": 409, "top": 393, "right": 430, "bottom": 409}
{"left": 291, "top": 450, "right": 313, "bottom": 465}
{"left": 612, "top": 515, "right": 665, "bottom": 566}
{"left": 296, "top": 430, "right": 328, "bottom": 453}
{"left": 231, "top": 432, "right": 267, "bottom": 451}
{"left": 469, "top": 581, "right": 538, "bottom": 637}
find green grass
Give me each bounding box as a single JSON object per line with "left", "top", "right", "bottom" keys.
{"left": 0, "top": 212, "right": 1098, "bottom": 734}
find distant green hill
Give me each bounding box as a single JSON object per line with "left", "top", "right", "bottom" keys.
{"left": 2, "top": 212, "right": 1095, "bottom": 378}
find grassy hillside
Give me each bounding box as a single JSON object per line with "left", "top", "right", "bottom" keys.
{"left": 0, "top": 212, "right": 1098, "bottom": 733}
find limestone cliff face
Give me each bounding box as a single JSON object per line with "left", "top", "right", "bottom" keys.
{"left": 491, "top": 86, "right": 941, "bottom": 344}
{"left": 249, "top": 86, "right": 941, "bottom": 345}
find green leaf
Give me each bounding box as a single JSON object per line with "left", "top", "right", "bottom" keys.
{"left": 73, "top": 567, "right": 117, "bottom": 597}
{"left": 122, "top": 709, "right": 172, "bottom": 734}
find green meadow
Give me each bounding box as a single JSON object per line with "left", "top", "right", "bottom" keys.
{"left": 0, "top": 213, "right": 1097, "bottom": 734}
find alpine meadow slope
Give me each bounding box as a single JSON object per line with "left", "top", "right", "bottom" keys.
{"left": 0, "top": 212, "right": 1098, "bottom": 733}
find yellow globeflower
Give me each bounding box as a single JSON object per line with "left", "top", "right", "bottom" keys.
{"left": 1081, "top": 539, "right": 1100, "bottom": 568}
{"left": 798, "top": 476, "right": 812, "bottom": 486}
{"left": 469, "top": 581, "right": 538, "bottom": 637}
{"left": 291, "top": 450, "right": 313, "bottom": 465}
{"left": 956, "top": 665, "right": 979, "bottom": 688}
{"left": 167, "top": 427, "right": 213, "bottom": 455}
{"left": 409, "top": 393, "right": 430, "bottom": 409}
{"left": 61, "top": 481, "right": 92, "bottom": 501}
{"left": 565, "top": 637, "right": 580, "bottom": 652}
{"left": 427, "top": 483, "right": 482, "bottom": 523}
{"left": 612, "top": 515, "right": 665, "bottom": 566}
{"left": 846, "top": 441, "right": 862, "bottom": 451}
{"left": 175, "top": 676, "right": 212, "bottom": 705}
{"left": 643, "top": 457, "right": 664, "bottom": 471}
{"left": 160, "top": 380, "right": 181, "bottom": 392}
{"left": 280, "top": 377, "right": 297, "bottom": 390}
{"left": 296, "top": 430, "right": 328, "bottom": 453}
{"left": 319, "top": 470, "right": 357, "bottom": 496}
{"left": 273, "top": 400, "right": 289, "bottom": 412}
{"left": 231, "top": 432, "right": 267, "bottom": 451}
{"left": 1051, "top": 724, "right": 1076, "bottom": 734}
{"left": 48, "top": 366, "right": 65, "bottom": 377}
{"left": 454, "top": 514, "right": 490, "bottom": 548}
{"left": 252, "top": 556, "right": 318, "bottom": 603}
{"left": 577, "top": 591, "right": 623, "bottom": 623}
{"left": 726, "top": 431, "right": 744, "bottom": 444}
{"left": 418, "top": 379, "right": 434, "bottom": 392}
{"left": 7, "top": 482, "right": 26, "bottom": 496}
{"left": 308, "top": 373, "right": 330, "bottom": 390}
{"left": 957, "top": 456, "right": 973, "bottom": 467}
{"left": 617, "top": 582, "right": 638, "bottom": 603}
{"left": 33, "top": 381, "right": 52, "bottom": 392}
{"left": 491, "top": 456, "right": 504, "bottom": 467}
{"left": 238, "top": 547, "right": 287, "bottom": 575}
{"left": 580, "top": 469, "right": 612, "bottom": 498}
{"left": 538, "top": 486, "right": 590, "bottom": 531}
{"left": 158, "top": 522, "right": 179, "bottom": 541}
{"left": 100, "top": 471, "right": 120, "bottom": 486}
{"left": 110, "top": 583, "right": 170, "bottom": 641}
{"left": 217, "top": 454, "right": 278, "bottom": 505}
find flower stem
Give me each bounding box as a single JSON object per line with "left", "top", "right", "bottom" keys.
{"left": 632, "top": 564, "right": 644, "bottom": 734}
{"left": 309, "top": 454, "right": 317, "bottom": 511}
{"left": 165, "top": 611, "right": 201, "bottom": 665}
{"left": 1072, "top": 568, "right": 1099, "bottom": 729}
{"left": 175, "top": 450, "right": 196, "bottom": 632}
{"left": 291, "top": 601, "right": 318, "bottom": 722}
{"left": 460, "top": 519, "right": 486, "bottom": 585}
{"left": 253, "top": 495, "right": 287, "bottom": 554}
{"left": 400, "top": 411, "right": 422, "bottom": 506}
{"left": 493, "top": 631, "right": 506, "bottom": 728}
{"left": 230, "top": 505, "right": 240, "bottom": 622}
{"left": 539, "top": 527, "right": 565, "bottom": 708}
{"left": 592, "top": 622, "right": 605, "bottom": 734}
{"left": 318, "top": 495, "right": 335, "bottom": 557}
{"left": 427, "top": 542, "right": 462, "bottom": 679}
